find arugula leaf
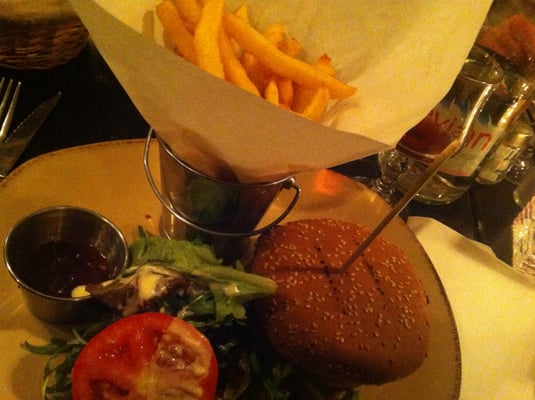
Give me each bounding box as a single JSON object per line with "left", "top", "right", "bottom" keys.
{"left": 24, "top": 321, "right": 112, "bottom": 400}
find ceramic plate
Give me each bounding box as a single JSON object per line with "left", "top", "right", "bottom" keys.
{"left": 260, "top": 169, "right": 462, "bottom": 400}
{"left": 0, "top": 140, "right": 461, "bottom": 399}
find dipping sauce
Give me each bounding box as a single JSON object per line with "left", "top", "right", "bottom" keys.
{"left": 24, "top": 239, "right": 112, "bottom": 298}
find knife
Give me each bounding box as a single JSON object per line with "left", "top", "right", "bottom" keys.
{"left": 0, "top": 92, "right": 62, "bottom": 178}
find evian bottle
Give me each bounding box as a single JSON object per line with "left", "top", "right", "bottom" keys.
{"left": 476, "top": 117, "right": 534, "bottom": 185}
{"left": 380, "top": 46, "right": 534, "bottom": 204}
{"left": 422, "top": 58, "right": 535, "bottom": 202}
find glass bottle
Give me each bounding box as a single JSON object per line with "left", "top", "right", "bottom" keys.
{"left": 476, "top": 116, "right": 534, "bottom": 185}
{"left": 506, "top": 131, "right": 535, "bottom": 184}
{"left": 381, "top": 48, "right": 535, "bottom": 205}
{"left": 378, "top": 44, "right": 505, "bottom": 204}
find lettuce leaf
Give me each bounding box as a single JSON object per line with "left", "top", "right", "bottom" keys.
{"left": 128, "top": 235, "right": 277, "bottom": 324}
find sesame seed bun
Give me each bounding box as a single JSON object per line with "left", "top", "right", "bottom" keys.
{"left": 250, "top": 218, "right": 429, "bottom": 387}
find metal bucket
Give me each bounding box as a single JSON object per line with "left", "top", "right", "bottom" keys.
{"left": 143, "top": 129, "right": 300, "bottom": 261}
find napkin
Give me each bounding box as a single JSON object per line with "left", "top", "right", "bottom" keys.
{"left": 70, "top": 0, "right": 492, "bottom": 181}
{"left": 408, "top": 216, "right": 535, "bottom": 400}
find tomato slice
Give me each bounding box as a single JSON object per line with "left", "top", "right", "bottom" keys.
{"left": 72, "top": 313, "right": 218, "bottom": 400}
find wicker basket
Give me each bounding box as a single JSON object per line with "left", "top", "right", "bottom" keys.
{"left": 0, "top": 1, "right": 89, "bottom": 70}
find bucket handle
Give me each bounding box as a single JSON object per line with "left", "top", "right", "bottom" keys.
{"left": 143, "top": 129, "right": 300, "bottom": 237}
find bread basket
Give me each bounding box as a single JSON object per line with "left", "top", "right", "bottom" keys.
{"left": 0, "top": 0, "right": 89, "bottom": 70}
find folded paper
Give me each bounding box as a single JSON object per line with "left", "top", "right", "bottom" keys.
{"left": 408, "top": 217, "right": 535, "bottom": 399}
{"left": 70, "top": 0, "right": 492, "bottom": 181}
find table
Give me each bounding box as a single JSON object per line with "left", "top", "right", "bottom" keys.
{"left": 0, "top": 41, "right": 522, "bottom": 266}
{"left": 3, "top": 36, "right": 534, "bottom": 400}
{"left": 0, "top": 42, "right": 149, "bottom": 162}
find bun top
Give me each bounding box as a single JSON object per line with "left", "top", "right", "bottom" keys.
{"left": 250, "top": 218, "right": 429, "bottom": 387}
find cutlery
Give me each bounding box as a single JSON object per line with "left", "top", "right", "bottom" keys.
{"left": 0, "top": 92, "right": 62, "bottom": 178}
{"left": 0, "top": 78, "right": 22, "bottom": 142}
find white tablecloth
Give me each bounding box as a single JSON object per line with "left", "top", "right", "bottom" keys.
{"left": 408, "top": 217, "right": 535, "bottom": 400}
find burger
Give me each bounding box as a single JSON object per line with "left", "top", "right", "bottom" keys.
{"left": 249, "top": 218, "right": 430, "bottom": 388}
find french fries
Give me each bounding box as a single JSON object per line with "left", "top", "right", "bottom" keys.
{"left": 193, "top": 0, "right": 225, "bottom": 78}
{"left": 218, "top": 28, "right": 259, "bottom": 95}
{"left": 156, "top": 0, "right": 196, "bottom": 63}
{"left": 156, "top": 0, "right": 357, "bottom": 121}
{"left": 293, "top": 54, "right": 336, "bottom": 121}
{"left": 172, "top": 0, "right": 201, "bottom": 30}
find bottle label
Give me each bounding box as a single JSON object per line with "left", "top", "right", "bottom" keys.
{"left": 477, "top": 144, "right": 522, "bottom": 183}
{"left": 440, "top": 118, "right": 502, "bottom": 177}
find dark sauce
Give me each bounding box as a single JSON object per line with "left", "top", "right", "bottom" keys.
{"left": 25, "top": 239, "right": 111, "bottom": 298}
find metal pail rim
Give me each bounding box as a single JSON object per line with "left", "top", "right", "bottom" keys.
{"left": 143, "top": 128, "right": 300, "bottom": 238}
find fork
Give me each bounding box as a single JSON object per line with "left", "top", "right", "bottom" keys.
{"left": 0, "top": 77, "right": 22, "bottom": 143}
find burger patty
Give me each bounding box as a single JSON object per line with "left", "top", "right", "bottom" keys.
{"left": 250, "top": 218, "right": 430, "bottom": 387}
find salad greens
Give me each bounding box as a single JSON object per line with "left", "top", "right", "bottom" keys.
{"left": 24, "top": 321, "right": 113, "bottom": 400}
{"left": 128, "top": 234, "right": 277, "bottom": 323}
{"left": 25, "top": 231, "right": 359, "bottom": 400}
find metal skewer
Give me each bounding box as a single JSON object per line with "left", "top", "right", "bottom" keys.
{"left": 339, "top": 138, "right": 463, "bottom": 272}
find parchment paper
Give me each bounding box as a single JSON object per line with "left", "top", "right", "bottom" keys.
{"left": 70, "top": 0, "right": 492, "bottom": 181}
